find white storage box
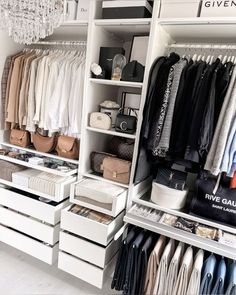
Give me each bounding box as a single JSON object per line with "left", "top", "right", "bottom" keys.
{"left": 77, "top": 0, "right": 90, "bottom": 20}
{"left": 160, "top": 0, "right": 201, "bottom": 18}
{"left": 151, "top": 182, "right": 188, "bottom": 210}
{"left": 201, "top": 0, "right": 236, "bottom": 17}
{"left": 71, "top": 178, "right": 127, "bottom": 217}
{"left": 61, "top": 205, "right": 124, "bottom": 246}
{"left": 12, "top": 169, "right": 40, "bottom": 187}
{"left": 102, "top": 1, "right": 153, "bottom": 19}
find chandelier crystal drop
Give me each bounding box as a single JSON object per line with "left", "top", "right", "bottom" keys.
{"left": 0, "top": 0, "right": 65, "bottom": 44}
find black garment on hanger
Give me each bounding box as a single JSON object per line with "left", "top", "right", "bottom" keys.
{"left": 185, "top": 61, "right": 218, "bottom": 163}
{"left": 111, "top": 227, "right": 139, "bottom": 291}
{"left": 198, "top": 59, "right": 222, "bottom": 162}
{"left": 123, "top": 230, "right": 147, "bottom": 295}
{"left": 131, "top": 235, "right": 154, "bottom": 295}
{"left": 169, "top": 60, "right": 202, "bottom": 157}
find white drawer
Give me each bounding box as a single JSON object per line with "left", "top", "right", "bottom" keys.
{"left": 59, "top": 231, "right": 121, "bottom": 268}
{"left": 0, "top": 206, "right": 59, "bottom": 245}
{"left": 61, "top": 205, "right": 124, "bottom": 246}
{"left": 58, "top": 251, "right": 115, "bottom": 289}
{"left": 0, "top": 224, "right": 58, "bottom": 265}
{"left": 0, "top": 187, "right": 69, "bottom": 225}
{"left": 70, "top": 180, "right": 127, "bottom": 217}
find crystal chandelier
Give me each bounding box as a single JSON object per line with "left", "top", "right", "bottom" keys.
{"left": 0, "top": 0, "right": 65, "bottom": 44}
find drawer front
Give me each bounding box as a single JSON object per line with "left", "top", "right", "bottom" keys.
{"left": 58, "top": 252, "right": 111, "bottom": 289}
{"left": 0, "top": 224, "right": 58, "bottom": 265}
{"left": 0, "top": 206, "right": 59, "bottom": 245}
{"left": 61, "top": 206, "right": 124, "bottom": 246}
{"left": 0, "top": 187, "right": 69, "bottom": 225}
{"left": 59, "top": 231, "right": 121, "bottom": 268}
{"left": 70, "top": 180, "right": 127, "bottom": 217}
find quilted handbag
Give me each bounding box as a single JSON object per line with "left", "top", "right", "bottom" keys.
{"left": 90, "top": 151, "right": 117, "bottom": 174}
{"left": 89, "top": 112, "right": 112, "bottom": 130}
{"left": 108, "top": 137, "right": 134, "bottom": 161}
{"left": 10, "top": 129, "right": 30, "bottom": 148}
{"left": 56, "top": 135, "right": 80, "bottom": 160}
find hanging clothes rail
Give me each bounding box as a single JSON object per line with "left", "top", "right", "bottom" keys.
{"left": 31, "top": 40, "right": 87, "bottom": 46}
{"left": 166, "top": 43, "right": 236, "bottom": 50}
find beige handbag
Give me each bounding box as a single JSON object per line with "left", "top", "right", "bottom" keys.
{"left": 89, "top": 112, "right": 112, "bottom": 130}
{"left": 10, "top": 129, "right": 30, "bottom": 148}
{"left": 56, "top": 135, "right": 80, "bottom": 160}
{"left": 32, "top": 131, "right": 57, "bottom": 153}
{"left": 102, "top": 157, "right": 131, "bottom": 185}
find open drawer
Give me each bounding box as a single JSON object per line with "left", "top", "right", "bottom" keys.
{"left": 0, "top": 224, "right": 58, "bottom": 264}
{"left": 61, "top": 205, "right": 124, "bottom": 246}
{"left": 59, "top": 231, "right": 121, "bottom": 268}
{"left": 70, "top": 179, "right": 127, "bottom": 217}
{"left": 58, "top": 251, "right": 116, "bottom": 289}
{"left": 0, "top": 186, "right": 69, "bottom": 225}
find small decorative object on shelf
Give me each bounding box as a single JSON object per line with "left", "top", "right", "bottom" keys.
{"left": 111, "top": 54, "right": 126, "bottom": 81}
{"left": 99, "top": 100, "right": 120, "bottom": 127}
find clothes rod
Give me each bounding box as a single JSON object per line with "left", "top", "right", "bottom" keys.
{"left": 31, "top": 40, "right": 87, "bottom": 46}
{"left": 166, "top": 43, "right": 236, "bottom": 50}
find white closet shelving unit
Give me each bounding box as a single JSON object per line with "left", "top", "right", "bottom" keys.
{"left": 1, "top": 0, "right": 236, "bottom": 290}
{"left": 58, "top": 0, "right": 159, "bottom": 288}
{"left": 123, "top": 7, "right": 236, "bottom": 262}
{"left": 0, "top": 13, "right": 88, "bottom": 265}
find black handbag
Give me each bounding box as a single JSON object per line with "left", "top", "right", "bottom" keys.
{"left": 190, "top": 175, "right": 236, "bottom": 226}
{"left": 115, "top": 108, "right": 137, "bottom": 134}
{"left": 121, "top": 60, "right": 144, "bottom": 82}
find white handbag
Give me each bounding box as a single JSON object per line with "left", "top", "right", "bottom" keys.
{"left": 151, "top": 182, "right": 188, "bottom": 210}
{"left": 89, "top": 112, "right": 112, "bottom": 130}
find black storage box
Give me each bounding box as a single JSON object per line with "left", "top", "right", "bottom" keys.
{"left": 102, "top": 1, "right": 152, "bottom": 19}
{"left": 98, "top": 47, "right": 125, "bottom": 79}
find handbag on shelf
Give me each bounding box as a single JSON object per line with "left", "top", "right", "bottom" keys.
{"left": 89, "top": 112, "right": 112, "bottom": 130}
{"left": 56, "top": 135, "right": 80, "bottom": 160}
{"left": 108, "top": 137, "right": 134, "bottom": 161}
{"left": 103, "top": 157, "right": 131, "bottom": 185}
{"left": 10, "top": 129, "right": 30, "bottom": 148}
{"left": 115, "top": 108, "right": 137, "bottom": 134}
{"left": 32, "top": 130, "right": 57, "bottom": 153}
{"left": 90, "top": 151, "right": 117, "bottom": 174}
{"left": 156, "top": 168, "right": 188, "bottom": 191}
{"left": 121, "top": 60, "right": 145, "bottom": 82}
{"left": 190, "top": 174, "right": 236, "bottom": 226}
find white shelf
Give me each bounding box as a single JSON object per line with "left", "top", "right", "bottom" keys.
{"left": 124, "top": 213, "right": 236, "bottom": 260}
{"left": 94, "top": 18, "right": 151, "bottom": 38}
{"left": 61, "top": 20, "right": 89, "bottom": 27}
{"left": 133, "top": 196, "right": 236, "bottom": 235}
{"left": 0, "top": 178, "right": 69, "bottom": 202}
{"left": 0, "top": 142, "right": 79, "bottom": 165}
{"left": 158, "top": 17, "right": 236, "bottom": 25}
{"left": 0, "top": 155, "right": 77, "bottom": 177}
{"left": 82, "top": 172, "right": 129, "bottom": 188}
{"left": 86, "top": 127, "right": 136, "bottom": 139}
{"left": 90, "top": 78, "right": 143, "bottom": 88}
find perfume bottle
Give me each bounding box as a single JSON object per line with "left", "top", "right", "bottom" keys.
{"left": 111, "top": 54, "right": 126, "bottom": 81}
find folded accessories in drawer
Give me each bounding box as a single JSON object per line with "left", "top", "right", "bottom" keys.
{"left": 0, "top": 160, "right": 26, "bottom": 181}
